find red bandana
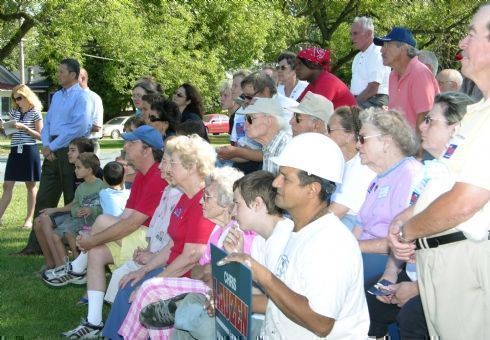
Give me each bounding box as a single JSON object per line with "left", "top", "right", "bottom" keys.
{"left": 298, "top": 48, "right": 330, "bottom": 71}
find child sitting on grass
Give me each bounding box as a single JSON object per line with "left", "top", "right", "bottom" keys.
{"left": 39, "top": 153, "right": 105, "bottom": 285}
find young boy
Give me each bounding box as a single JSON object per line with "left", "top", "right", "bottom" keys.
{"left": 99, "top": 161, "right": 130, "bottom": 218}
{"left": 39, "top": 153, "right": 105, "bottom": 283}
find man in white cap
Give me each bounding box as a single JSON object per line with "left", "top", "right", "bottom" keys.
{"left": 220, "top": 133, "right": 369, "bottom": 339}
{"left": 243, "top": 97, "right": 291, "bottom": 174}
{"left": 288, "top": 91, "right": 333, "bottom": 136}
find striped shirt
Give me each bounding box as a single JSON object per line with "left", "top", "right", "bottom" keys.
{"left": 262, "top": 130, "right": 291, "bottom": 175}
{"left": 9, "top": 108, "right": 42, "bottom": 147}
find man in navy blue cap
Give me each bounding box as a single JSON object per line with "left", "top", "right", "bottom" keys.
{"left": 374, "top": 27, "right": 439, "bottom": 130}
{"left": 45, "top": 125, "right": 168, "bottom": 338}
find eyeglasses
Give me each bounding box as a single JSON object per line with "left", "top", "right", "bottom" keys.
{"left": 14, "top": 96, "right": 23, "bottom": 102}
{"left": 174, "top": 92, "right": 185, "bottom": 98}
{"left": 276, "top": 65, "right": 288, "bottom": 71}
{"left": 423, "top": 114, "right": 446, "bottom": 126}
{"left": 149, "top": 115, "right": 163, "bottom": 122}
{"left": 357, "top": 133, "right": 385, "bottom": 144}
{"left": 293, "top": 112, "right": 308, "bottom": 124}
{"left": 242, "top": 90, "right": 260, "bottom": 101}
{"left": 327, "top": 125, "right": 346, "bottom": 134}
{"left": 245, "top": 114, "right": 264, "bottom": 124}
{"left": 203, "top": 193, "right": 215, "bottom": 202}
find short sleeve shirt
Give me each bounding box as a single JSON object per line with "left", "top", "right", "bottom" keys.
{"left": 125, "top": 162, "right": 168, "bottom": 226}
{"left": 351, "top": 43, "right": 390, "bottom": 95}
{"left": 298, "top": 71, "right": 357, "bottom": 108}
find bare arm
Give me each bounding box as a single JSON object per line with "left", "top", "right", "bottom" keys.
{"left": 404, "top": 182, "right": 490, "bottom": 241}
{"left": 358, "top": 238, "right": 389, "bottom": 254}
{"left": 158, "top": 243, "right": 207, "bottom": 278}
{"left": 252, "top": 294, "right": 269, "bottom": 314}
{"left": 328, "top": 202, "right": 350, "bottom": 219}
{"left": 356, "top": 82, "right": 380, "bottom": 103}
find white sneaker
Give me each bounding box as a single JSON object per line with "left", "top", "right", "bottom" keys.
{"left": 61, "top": 318, "right": 104, "bottom": 339}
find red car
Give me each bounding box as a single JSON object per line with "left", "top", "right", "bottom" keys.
{"left": 203, "top": 114, "right": 229, "bottom": 134}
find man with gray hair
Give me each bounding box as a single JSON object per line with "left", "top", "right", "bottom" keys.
{"left": 288, "top": 91, "right": 333, "bottom": 136}
{"left": 243, "top": 97, "right": 291, "bottom": 174}
{"left": 350, "top": 16, "right": 390, "bottom": 108}
{"left": 417, "top": 50, "right": 439, "bottom": 75}
{"left": 374, "top": 27, "right": 439, "bottom": 129}
{"left": 436, "top": 69, "right": 464, "bottom": 92}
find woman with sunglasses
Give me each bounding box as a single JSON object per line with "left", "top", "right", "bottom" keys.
{"left": 147, "top": 99, "right": 181, "bottom": 142}
{"left": 327, "top": 106, "right": 376, "bottom": 230}
{"left": 353, "top": 108, "right": 421, "bottom": 283}
{"left": 276, "top": 51, "right": 308, "bottom": 100}
{"left": 172, "top": 83, "right": 204, "bottom": 122}
{"left": 0, "top": 84, "right": 43, "bottom": 229}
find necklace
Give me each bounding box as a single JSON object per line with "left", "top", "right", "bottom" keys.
{"left": 303, "top": 204, "right": 330, "bottom": 228}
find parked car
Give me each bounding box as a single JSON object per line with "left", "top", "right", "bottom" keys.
{"left": 203, "top": 114, "right": 229, "bottom": 135}
{"left": 102, "top": 115, "right": 132, "bottom": 139}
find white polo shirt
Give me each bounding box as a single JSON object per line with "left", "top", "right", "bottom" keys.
{"left": 350, "top": 43, "right": 390, "bottom": 96}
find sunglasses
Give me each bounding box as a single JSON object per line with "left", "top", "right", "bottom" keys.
{"left": 14, "top": 96, "right": 23, "bottom": 102}
{"left": 245, "top": 114, "right": 264, "bottom": 124}
{"left": 357, "top": 133, "right": 385, "bottom": 144}
{"left": 174, "top": 92, "right": 185, "bottom": 98}
{"left": 242, "top": 90, "right": 260, "bottom": 101}
{"left": 327, "top": 125, "right": 346, "bottom": 134}
{"left": 148, "top": 116, "right": 163, "bottom": 122}
{"left": 423, "top": 114, "right": 446, "bottom": 126}
{"left": 276, "top": 65, "right": 288, "bottom": 71}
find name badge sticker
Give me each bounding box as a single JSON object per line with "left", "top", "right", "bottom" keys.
{"left": 378, "top": 186, "right": 389, "bottom": 199}
{"left": 443, "top": 144, "right": 458, "bottom": 159}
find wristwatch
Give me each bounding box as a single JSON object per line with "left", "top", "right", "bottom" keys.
{"left": 398, "top": 224, "right": 413, "bottom": 244}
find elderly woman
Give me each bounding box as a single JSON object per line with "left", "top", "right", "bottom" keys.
{"left": 327, "top": 106, "right": 376, "bottom": 230}
{"left": 276, "top": 51, "right": 308, "bottom": 100}
{"left": 101, "top": 135, "right": 217, "bottom": 338}
{"left": 353, "top": 108, "right": 422, "bottom": 281}
{"left": 0, "top": 84, "right": 43, "bottom": 228}
{"left": 366, "top": 92, "right": 474, "bottom": 339}
{"left": 117, "top": 167, "right": 248, "bottom": 339}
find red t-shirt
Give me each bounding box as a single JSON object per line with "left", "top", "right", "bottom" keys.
{"left": 298, "top": 71, "right": 357, "bottom": 108}
{"left": 166, "top": 189, "right": 215, "bottom": 276}
{"left": 125, "top": 162, "right": 168, "bottom": 227}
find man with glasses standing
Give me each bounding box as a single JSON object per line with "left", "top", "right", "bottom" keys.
{"left": 15, "top": 58, "right": 92, "bottom": 256}
{"left": 350, "top": 16, "right": 390, "bottom": 109}
{"left": 374, "top": 27, "right": 439, "bottom": 129}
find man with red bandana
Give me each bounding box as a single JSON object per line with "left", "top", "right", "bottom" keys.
{"left": 295, "top": 47, "right": 356, "bottom": 108}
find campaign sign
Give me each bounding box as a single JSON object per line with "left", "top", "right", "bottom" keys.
{"left": 211, "top": 244, "right": 252, "bottom": 339}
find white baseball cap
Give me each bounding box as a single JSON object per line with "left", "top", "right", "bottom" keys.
{"left": 271, "top": 132, "right": 344, "bottom": 183}
{"left": 288, "top": 91, "right": 334, "bottom": 124}
{"left": 242, "top": 97, "right": 284, "bottom": 118}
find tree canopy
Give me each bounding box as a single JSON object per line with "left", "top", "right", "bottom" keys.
{"left": 0, "top": 0, "right": 484, "bottom": 116}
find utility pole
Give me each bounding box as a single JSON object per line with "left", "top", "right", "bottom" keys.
{"left": 19, "top": 38, "right": 25, "bottom": 84}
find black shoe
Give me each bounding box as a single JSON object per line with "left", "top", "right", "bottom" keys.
{"left": 139, "top": 293, "right": 189, "bottom": 329}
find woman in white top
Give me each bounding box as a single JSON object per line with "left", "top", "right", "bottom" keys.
{"left": 276, "top": 51, "right": 308, "bottom": 101}
{"left": 0, "top": 84, "right": 43, "bottom": 228}
{"left": 327, "top": 105, "right": 376, "bottom": 230}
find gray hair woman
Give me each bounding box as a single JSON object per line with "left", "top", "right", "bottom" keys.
{"left": 353, "top": 108, "right": 422, "bottom": 280}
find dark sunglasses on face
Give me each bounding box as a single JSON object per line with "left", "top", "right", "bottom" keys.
{"left": 245, "top": 114, "right": 264, "bottom": 124}
{"left": 242, "top": 90, "right": 260, "bottom": 101}
{"left": 276, "top": 65, "right": 288, "bottom": 71}
{"left": 174, "top": 92, "right": 185, "bottom": 98}
{"left": 148, "top": 115, "right": 163, "bottom": 122}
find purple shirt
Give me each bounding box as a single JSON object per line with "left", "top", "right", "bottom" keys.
{"left": 357, "top": 157, "right": 422, "bottom": 240}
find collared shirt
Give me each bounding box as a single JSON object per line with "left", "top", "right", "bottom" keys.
{"left": 277, "top": 80, "right": 309, "bottom": 101}
{"left": 262, "top": 130, "right": 291, "bottom": 175}
{"left": 388, "top": 56, "right": 439, "bottom": 127}
{"left": 351, "top": 43, "right": 390, "bottom": 95}
{"left": 41, "top": 83, "right": 92, "bottom": 151}
{"left": 86, "top": 88, "right": 104, "bottom": 139}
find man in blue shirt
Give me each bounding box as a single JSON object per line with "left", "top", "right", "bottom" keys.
{"left": 16, "top": 58, "right": 91, "bottom": 256}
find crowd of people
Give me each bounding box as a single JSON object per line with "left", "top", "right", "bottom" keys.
{"left": 2, "top": 6, "right": 490, "bottom": 339}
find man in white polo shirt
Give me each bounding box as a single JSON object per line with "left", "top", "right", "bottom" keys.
{"left": 350, "top": 16, "right": 390, "bottom": 109}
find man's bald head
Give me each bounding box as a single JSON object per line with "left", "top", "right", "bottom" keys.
{"left": 436, "top": 69, "right": 463, "bottom": 92}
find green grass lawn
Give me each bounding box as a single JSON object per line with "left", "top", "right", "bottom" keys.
{"left": 0, "top": 186, "right": 110, "bottom": 338}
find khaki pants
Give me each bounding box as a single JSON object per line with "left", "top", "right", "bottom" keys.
{"left": 416, "top": 238, "right": 490, "bottom": 339}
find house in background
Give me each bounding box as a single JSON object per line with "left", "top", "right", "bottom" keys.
{"left": 0, "top": 65, "right": 52, "bottom": 117}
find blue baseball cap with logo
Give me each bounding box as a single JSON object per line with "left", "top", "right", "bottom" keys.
{"left": 122, "top": 125, "right": 164, "bottom": 149}
{"left": 374, "top": 27, "right": 416, "bottom": 47}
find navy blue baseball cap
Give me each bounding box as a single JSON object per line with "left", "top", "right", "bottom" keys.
{"left": 373, "top": 27, "right": 416, "bottom": 47}
{"left": 122, "top": 125, "right": 164, "bottom": 150}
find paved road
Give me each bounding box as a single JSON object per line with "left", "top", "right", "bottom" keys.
{"left": 0, "top": 149, "right": 122, "bottom": 180}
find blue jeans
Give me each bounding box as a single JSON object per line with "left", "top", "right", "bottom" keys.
{"left": 102, "top": 267, "right": 164, "bottom": 339}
